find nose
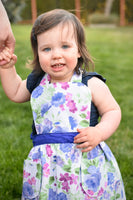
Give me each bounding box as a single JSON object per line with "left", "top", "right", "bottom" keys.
{"left": 52, "top": 48, "right": 62, "bottom": 59}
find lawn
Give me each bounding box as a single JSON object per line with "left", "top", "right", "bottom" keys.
{"left": 0, "top": 25, "right": 133, "bottom": 199}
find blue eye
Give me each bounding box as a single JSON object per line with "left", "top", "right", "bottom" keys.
{"left": 62, "top": 45, "right": 69, "bottom": 49}
{"left": 43, "top": 47, "right": 51, "bottom": 52}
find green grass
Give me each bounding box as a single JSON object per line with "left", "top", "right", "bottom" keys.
{"left": 0, "top": 25, "right": 133, "bottom": 199}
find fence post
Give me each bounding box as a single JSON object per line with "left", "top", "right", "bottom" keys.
{"left": 31, "top": 0, "right": 37, "bottom": 24}
{"left": 75, "top": 0, "right": 81, "bottom": 20}
{"left": 120, "top": 0, "right": 125, "bottom": 26}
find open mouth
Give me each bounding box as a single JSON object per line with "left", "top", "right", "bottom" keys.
{"left": 52, "top": 63, "right": 65, "bottom": 68}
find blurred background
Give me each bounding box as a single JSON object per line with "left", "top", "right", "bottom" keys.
{"left": 1, "top": 0, "right": 133, "bottom": 26}
{"left": 0, "top": 0, "right": 133, "bottom": 199}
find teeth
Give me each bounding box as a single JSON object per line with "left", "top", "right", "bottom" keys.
{"left": 53, "top": 64, "right": 63, "bottom": 67}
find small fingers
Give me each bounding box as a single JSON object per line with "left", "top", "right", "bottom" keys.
{"left": 76, "top": 142, "right": 89, "bottom": 149}
{"left": 0, "top": 55, "right": 17, "bottom": 69}
{"left": 74, "top": 136, "right": 87, "bottom": 144}
{"left": 0, "top": 47, "right": 12, "bottom": 62}
{"left": 81, "top": 146, "right": 92, "bottom": 153}
{"left": 76, "top": 142, "right": 93, "bottom": 152}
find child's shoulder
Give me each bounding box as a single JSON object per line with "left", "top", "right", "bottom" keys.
{"left": 27, "top": 71, "right": 44, "bottom": 93}
{"left": 82, "top": 71, "right": 106, "bottom": 86}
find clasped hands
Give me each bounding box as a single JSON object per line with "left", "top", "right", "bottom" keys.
{"left": 0, "top": 47, "right": 17, "bottom": 68}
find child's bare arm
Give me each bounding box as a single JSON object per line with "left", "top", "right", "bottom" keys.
{"left": 0, "top": 48, "right": 30, "bottom": 103}
{"left": 74, "top": 77, "right": 121, "bottom": 152}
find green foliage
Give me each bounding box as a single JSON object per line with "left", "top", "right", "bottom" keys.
{"left": 2, "top": 0, "right": 133, "bottom": 24}
{"left": 89, "top": 13, "right": 119, "bottom": 24}
{"left": 2, "top": 0, "right": 26, "bottom": 23}
{"left": 0, "top": 25, "right": 133, "bottom": 199}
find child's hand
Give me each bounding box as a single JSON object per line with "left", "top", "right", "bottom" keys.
{"left": 74, "top": 127, "right": 101, "bottom": 152}
{"left": 0, "top": 47, "right": 17, "bottom": 68}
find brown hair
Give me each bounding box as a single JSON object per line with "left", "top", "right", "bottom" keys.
{"left": 30, "top": 9, "right": 94, "bottom": 75}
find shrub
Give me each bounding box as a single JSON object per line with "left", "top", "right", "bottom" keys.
{"left": 89, "top": 13, "right": 119, "bottom": 25}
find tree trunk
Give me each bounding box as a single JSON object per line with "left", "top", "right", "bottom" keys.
{"left": 120, "top": 0, "right": 125, "bottom": 26}
{"left": 31, "top": 0, "right": 37, "bottom": 24}
{"left": 104, "top": 0, "right": 114, "bottom": 16}
{"left": 75, "top": 0, "right": 81, "bottom": 20}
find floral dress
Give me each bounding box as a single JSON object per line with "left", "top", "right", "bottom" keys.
{"left": 22, "top": 73, "right": 126, "bottom": 200}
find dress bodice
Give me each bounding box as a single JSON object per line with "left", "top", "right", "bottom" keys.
{"left": 31, "top": 73, "right": 91, "bottom": 135}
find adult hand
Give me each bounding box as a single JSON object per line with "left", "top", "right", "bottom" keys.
{"left": 0, "top": 1, "right": 15, "bottom": 64}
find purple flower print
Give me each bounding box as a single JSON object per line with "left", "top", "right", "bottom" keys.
{"left": 102, "top": 144, "right": 114, "bottom": 161}
{"left": 33, "top": 111, "right": 37, "bottom": 121}
{"left": 103, "top": 191, "right": 111, "bottom": 199}
{"left": 60, "top": 143, "right": 73, "bottom": 153}
{"left": 59, "top": 104, "right": 65, "bottom": 111}
{"left": 60, "top": 173, "right": 71, "bottom": 182}
{"left": 65, "top": 92, "right": 72, "bottom": 101}
{"left": 23, "top": 170, "right": 30, "bottom": 178}
{"left": 52, "top": 126, "right": 68, "bottom": 133}
{"left": 74, "top": 82, "right": 82, "bottom": 86}
{"left": 57, "top": 192, "right": 67, "bottom": 200}
{"left": 70, "top": 150, "right": 80, "bottom": 163}
{"left": 40, "top": 78, "right": 46, "bottom": 85}
{"left": 47, "top": 74, "right": 51, "bottom": 82}
{"left": 81, "top": 105, "right": 88, "bottom": 111}
{"left": 32, "top": 86, "right": 43, "bottom": 98}
{"left": 61, "top": 82, "right": 69, "bottom": 90}
{"left": 42, "top": 118, "right": 53, "bottom": 133}
{"left": 59, "top": 173, "right": 78, "bottom": 193}
{"left": 52, "top": 92, "right": 66, "bottom": 107}
{"left": 87, "top": 147, "right": 99, "bottom": 159}
{"left": 107, "top": 172, "right": 114, "bottom": 185}
{"left": 85, "top": 167, "right": 101, "bottom": 192}
{"left": 87, "top": 190, "right": 94, "bottom": 196}
{"left": 62, "top": 181, "right": 70, "bottom": 192}
{"left": 36, "top": 124, "right": 44, "bottom": 134}
{"left": 49, "top": 188, "right": 56, "bottom": 200}
{"left": 41, "top": 103, "right": 51, "bottom": 116}
{"left": 56, "top": 156, "right": 64, "bottom": 167}
{"left": 43, "top": 163, "right": 50, "bottom": 177}
{"left": 32, "top": 150, "right": 41, "bottom": 161}
{"left": 59, "top": 173, "right": 71, "bottom": 192}
{"left": 69, "top": 174, "right": 78, "bottom": 185}
{"left": 22, "top": 182, "right": 34, "bottom": 198}
{"left": 49, "top": 189, "right": 67, "bottom": 200}
{"left": 53, "top": 82, "right": 57, "bottom": 88}
{"left": 66, "top": 100, "right": 77, "bottom": 113}
{"left": 69, "top": 116, "right": 78, "bottom": 130}
{"left": 115, "top": 180, "right": 121, "bottom": 192}
{"left": 46, "top": 144, "right": 53, "bottom": 157}
{"left": 86, "top": 111, "right": 90, "bottom": 119}
{"left": 98, "top": 187, "right": 104, "bottom": 196}
{"left": 28, "top": 177, "right": 36, "bottom": 185}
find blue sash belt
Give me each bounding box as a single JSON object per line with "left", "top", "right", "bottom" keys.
{"left": 31, "top": 132, "right": 79, "bottom": 146}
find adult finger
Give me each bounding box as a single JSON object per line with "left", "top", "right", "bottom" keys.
{"left": 6, "top": 34, "right": 16, "bottom": 54}
{"left": 0, "top": 43, "right": 5, "bottom": 52}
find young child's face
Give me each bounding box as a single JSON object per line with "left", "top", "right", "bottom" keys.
{"left": 37, "top": 23, "right": 80, "bottom": 83}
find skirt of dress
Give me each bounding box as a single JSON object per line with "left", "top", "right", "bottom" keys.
{"left": 21, "top": 142, "right": 126, "bottom": 200}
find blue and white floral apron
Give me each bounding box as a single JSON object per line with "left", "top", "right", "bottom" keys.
{"left": 22, "top": 73, "right": 126, "bottom": 200}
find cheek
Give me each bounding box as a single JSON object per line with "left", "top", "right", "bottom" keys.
{"left": 38, "top": 53, "right": 49, "bottom": 67}
{"left": 67, "top": 52, "right": 79, "bottom": 64}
